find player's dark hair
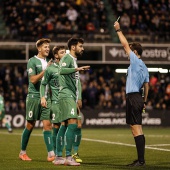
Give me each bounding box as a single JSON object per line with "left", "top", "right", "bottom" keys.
{"left": 67, "top": 38, "right": 84, "bottom": 50}
{"left": 36, "top": 38, "right": 51, "bottom": 48}
{"left": 52, "top": 46, "right": 66, "bottom": 56}
{"left": 129, "top": 42, "right": 143, "bottom": 56}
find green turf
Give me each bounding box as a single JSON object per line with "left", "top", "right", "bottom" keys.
{"left": 0, "top": 127, "right": 170, "bottom": 170}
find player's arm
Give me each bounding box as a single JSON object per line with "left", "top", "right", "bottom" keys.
{"left": 77, "top": 104, "right": 82, "bottom": 128}
{"left": 143, "top": 82, "right": 149, "bottom": 104}
{"left": 77, "top": 79, "right": 82, "bottom": 108}
{"left": 60, "top": 57, "right": 90, "bottom": 74}
{"left": 29, "top": 59, "right": 52, "bottom": 84}
{"left": 114, "top": 21, "right": 131, "bottom": 56}
{"left": 30, "top": 71, "right": 45, "bottom": 84}
{"left": 60, "top": 66, "right": 90, "bottom": 74}
{"left": 40, "top": 68, "right": 51, "bottom": 108}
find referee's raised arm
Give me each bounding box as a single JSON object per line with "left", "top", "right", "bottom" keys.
{"left": 114, "top": 21, "right": 131, "bottom": 56}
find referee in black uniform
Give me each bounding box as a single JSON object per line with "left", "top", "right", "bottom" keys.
{"left": 114, "top": 20, "right": 149, "bottom": 166}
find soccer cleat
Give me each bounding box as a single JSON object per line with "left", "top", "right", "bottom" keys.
{"left": 8, "top": 128, "right": 13, "bottom": 133}
{"left": 64, "top": 156, "right": 80, "bottom": 166}
{"left": 53, "top": 156, "right": 65, "bottom": 165}
{"left": 72, "top": 153, "right": 82, "bottom": 163}
{"left": 126, "top": 160, "right": 145, "bottom": 167}
{"left": 19, "top": 154, "right": 32, "bottom": 161}
{"left": 47, "top": 156, "right": 55, "bottom": 162}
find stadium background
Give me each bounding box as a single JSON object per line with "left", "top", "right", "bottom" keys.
{"left": 0, "top": 0, "right": 170, "bottom": 128}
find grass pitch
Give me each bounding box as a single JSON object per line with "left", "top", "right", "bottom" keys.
{"left": 0, "top": 127, "right": 170, "bottom": 170}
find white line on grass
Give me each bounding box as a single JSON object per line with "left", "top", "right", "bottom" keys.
{"left": 1, "top": 132, "right": 170, "bottom": 152}
{"left": 82, "top": 138, "right": 170, "bottom": 152}
{"left": 147, "top": 144, "right": 170, "bottom": 146}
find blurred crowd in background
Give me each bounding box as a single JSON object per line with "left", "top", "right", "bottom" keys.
{"left": 1, "top": 0, "right": 170, "bottom": 42}
{"left": 1, "top": 64, "right": 170, "bottom": 112}
{"left": 112, "top": 0, "right": 170, "bottom": 42}
{"left": 2, "top": 0, "right": 109, "bottom": 42}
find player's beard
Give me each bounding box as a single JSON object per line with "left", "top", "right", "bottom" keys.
{"left": 75, "top": 50, "right": 84, "bottom": 57}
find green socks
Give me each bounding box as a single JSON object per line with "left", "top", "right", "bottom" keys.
{"left": 43, "top": 131, "right": 53, "bottom": 152}
{"left": 56, "top": 125, "right": 67, "bottom": 156}
{"left": 21, "top": 128, "right": 32, "bottom": 150}
{"left": 52, "top": 128, "right": 59, "bottom": 151}
{"left": 65, "top": 124, "right": 77, "bottom": 157}
{"left": 73, "top": 127, "right": 82, "bottom": 154}
{"left": 5, "top": 122, "right": 10, "bottom": 129}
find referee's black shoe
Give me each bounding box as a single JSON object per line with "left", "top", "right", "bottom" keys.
{"left": 126, "top": 160, "right": 145, "bottom": 167}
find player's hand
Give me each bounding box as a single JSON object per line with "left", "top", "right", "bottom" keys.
{"left": 76, "top": 66, "right": 90, "bottom": 71}
{"left": 77, "top": 119, "right": 82, "bottom": 128}
{"left": 41, "top": 97, "right": 47, "bottom": 108}
{"left": 47, "top": 58, "right": 53, "bottom": 67}
{"left": 143, "top": 102, "right": 146, "bottom": 113}
{"left": 0, "top": 111, "right": 2, "bottom": 115}
{"left": 77, "top": 100, "right": 82, "bottom": 109}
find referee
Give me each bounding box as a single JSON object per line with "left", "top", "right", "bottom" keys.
{"left": 114, "top": 20, "right": 149, "bottom": 166}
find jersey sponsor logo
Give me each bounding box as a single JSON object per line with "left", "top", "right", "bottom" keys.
{"left": 62, "top": 62, "right": 66, "bottom": 66}
{"left": 28, "top": 68, "right": 33, "bottom": 74}
{"left": 36, "top": 65, "right": 42, "bottom": 67}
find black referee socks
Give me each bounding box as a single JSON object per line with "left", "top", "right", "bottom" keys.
{"left": 134, "top": 135, "right": 145, "bottom": 163}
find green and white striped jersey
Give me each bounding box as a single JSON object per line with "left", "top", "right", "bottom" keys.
{"left": 40, "top": 63, "right": 60, "bottom": 102}
{"left": 58, "top": 53, "right": 82, "bottom": 102}
{"left": 27, "top": 55, "right": 50, "bottom": 98}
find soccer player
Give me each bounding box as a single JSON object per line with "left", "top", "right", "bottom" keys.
{"left": 19, "top": 38, "right": 55, "bottom": 161}
{"left": 0, "top": 91, "right": 12, "bottom": 133}
{"left": 114, "top": 21, "right": 149, "bottom": 166}
{"left": 59, "top": 37, "right": 90, "bottom": 166}
{"left": 40, "top": 45, "right": 67, "bottom": 165}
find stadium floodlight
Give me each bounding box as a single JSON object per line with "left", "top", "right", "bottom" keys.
{"left": 115, "top": 68, "right": 168, "bottom": 73}
{"left": 148, "top": 68, "right": 159, "bottom": 72}
{"left": 158, "top": 68, "right": 168, "bottom": 73}
{"left": 115, "top": 69, "right": 127, "bottom": 73}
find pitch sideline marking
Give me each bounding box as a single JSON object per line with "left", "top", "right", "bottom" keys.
{"left": 147, "top": 144, "right": 170, "bottom": 146}
{"left": 0, "top": 132, "right": 170, "bottom": 152}
{"left": 82, "top": 138, "right": 170, "bottom": 152}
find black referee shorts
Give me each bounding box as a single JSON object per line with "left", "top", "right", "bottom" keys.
{"left": 126, "top": 92, "right": 144, "bottom": 125}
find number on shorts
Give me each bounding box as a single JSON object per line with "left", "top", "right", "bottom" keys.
{"left": 29, "top": 111, "right": 33, "bottom": 118}
{"left": 71, "top": 108, "right": 75, "bottom": 115}
{"left": 52, "top": 113, "right": 55, "bottom": 120}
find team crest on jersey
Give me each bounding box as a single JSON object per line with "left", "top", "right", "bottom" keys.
{"left": 28, "top": 68, "right": 33, "bottom": 74}
{"left": 62, "top": 62, "right": 66, "bottom": 66}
